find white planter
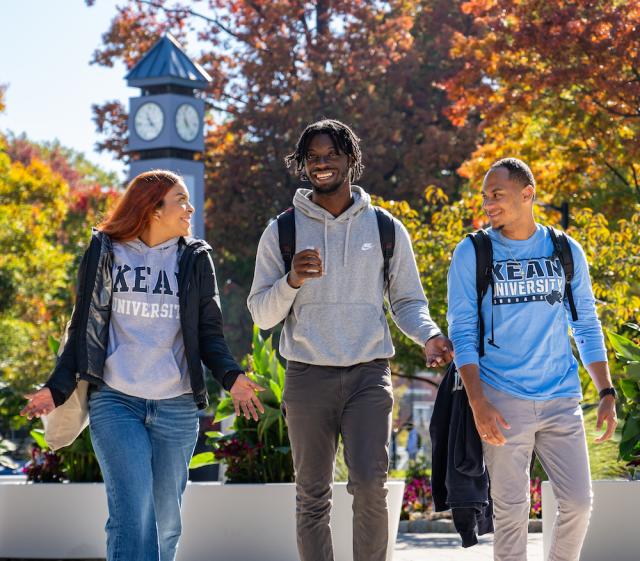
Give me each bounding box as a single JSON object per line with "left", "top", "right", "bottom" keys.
{"left": 0, "top": 480, "right": 404, "bottom": 561}
{"left": 542, "top": 479, "right": 640, "bottom": 561}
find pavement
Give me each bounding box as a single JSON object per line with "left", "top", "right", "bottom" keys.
{"left": 394, "top": 533, "right": 544, "bottom": 560}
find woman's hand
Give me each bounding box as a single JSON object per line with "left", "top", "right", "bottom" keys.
{"left": 20, "top": 388, "right": 56, "bottom": 420}
{"left": 229, "top": 374, "right": 266, "bottom": 421}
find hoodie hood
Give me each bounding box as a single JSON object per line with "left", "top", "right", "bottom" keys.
{"left": 292, "top": 185, "right": 371, "bottom": 272}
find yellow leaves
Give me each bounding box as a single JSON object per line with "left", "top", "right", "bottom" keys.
{"left": 424, "top": 185, "right": 448, "bottom": 205}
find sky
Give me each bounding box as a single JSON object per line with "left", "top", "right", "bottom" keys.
{"left": 0, "top": 1, "right": 135, "bottom": 177}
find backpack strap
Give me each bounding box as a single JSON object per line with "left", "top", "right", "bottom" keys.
{"left": 276, "top": 207, "right": 296, "bottom": 274}
{"left": 467, "top": 230, "right": 494, "bottom": 357}
{"left": 547, "top": 226, "right": 578, "bottom": 321}
{"left": 374, "top": 207, "right": 396, "bottom": 313}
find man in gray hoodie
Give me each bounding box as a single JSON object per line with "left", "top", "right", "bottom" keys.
{"left": 247, "top": 119, "right": 452, "bottom": 561}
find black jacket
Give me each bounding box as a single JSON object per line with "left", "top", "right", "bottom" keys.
{"left": 45, "top": 229, "right": 243, "bottom": 409}
{"left": 429, "top": 363, "right": 493, "bottom": 547}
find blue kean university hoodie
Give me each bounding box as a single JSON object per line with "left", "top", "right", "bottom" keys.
{"left": 103, "top": 237, "right": 192, "bottom": 399}
{"left": 247, "top": 186, "right": 441, "bottom": 366}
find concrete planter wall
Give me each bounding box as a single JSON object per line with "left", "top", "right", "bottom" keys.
{"left": 542, "top": 479, "right": 640, "bottom": 561}
{"left": 0, "top": 480, "right": 404, "bottom": 561}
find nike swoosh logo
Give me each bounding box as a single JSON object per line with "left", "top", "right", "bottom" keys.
{"left": 361, "top": 243, "right": 374, "bottom": 251}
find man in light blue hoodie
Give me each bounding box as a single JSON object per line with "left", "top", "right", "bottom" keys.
{"left": 447, "top": 158, "right": 618, "bottom": 561}
{"left": 248, "top": 119, "right": 452, "bottom": 561}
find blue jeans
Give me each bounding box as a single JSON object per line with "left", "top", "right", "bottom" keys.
{"left": 89, "top": 385, "right": 199, "bottom": 561}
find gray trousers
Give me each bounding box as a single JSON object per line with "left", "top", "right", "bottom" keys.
{"left": 283, "top": 359, "right": 394, "bottom": 561}
{"left": 481, "top": 383, "right": 593, "bottom": 561}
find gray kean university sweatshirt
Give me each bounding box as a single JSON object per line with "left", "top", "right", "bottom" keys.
{"left": 247, "top": 186, "right": 441, "bottom": 366}
{"left": 104, "top": 237, "right": 192, "bottom": 399}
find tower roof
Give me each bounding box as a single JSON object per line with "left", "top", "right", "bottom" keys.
{"left": 126, "top": 33, "right": 212, "bottom": 89}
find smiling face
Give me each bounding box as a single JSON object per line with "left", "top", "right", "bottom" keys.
{"left": 482, "top": 166, "right": 535, "bottom": 230}
{"left": 154, "top": 182, "right": 194, "bottom": 238}
{"left": 303, "top": 133, "right": 352, "bottom": 195}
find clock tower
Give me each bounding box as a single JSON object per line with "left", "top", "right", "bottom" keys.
{"left": 126, "top": 33, "right": 211, "bottom": 239}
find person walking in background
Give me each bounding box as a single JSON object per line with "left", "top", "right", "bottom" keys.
{"left": 21, "top": 170, "right": 264, "bottom": 561}
{"left": 447, "top": 158, "right": 617, "bottom": 561}
{"left": 406, "top": 422, "right": 423, "bottom": 463}
{"left": 248, "top": 119, "right": 453, "bottom": 561}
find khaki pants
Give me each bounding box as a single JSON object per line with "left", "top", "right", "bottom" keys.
{"left": 481, "top": 383, "right": 593, "bottom": 561}
{"left": 283, "top": 359, "right": 394, "bottom": 561}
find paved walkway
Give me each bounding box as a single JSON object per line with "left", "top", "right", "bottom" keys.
{"left": 394, "top": 533, "right": 544, "bottom": 560}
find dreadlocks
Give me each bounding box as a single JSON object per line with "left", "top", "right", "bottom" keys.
{"left": 284, "top": 119, "right": 364, "bottom": 182}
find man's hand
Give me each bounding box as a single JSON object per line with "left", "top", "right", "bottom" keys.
{"left": 21, "top": 388, "right": 56, "bottom": 420}
{"left": 287, "top": 248, "right": 323, "bottom": 288}
{"left": 469, "top": 397, "right": 511, "bottom": 446}
{"left": 424, "top": 335, "right": 454, "bottom": 368}
{"left": 594, "top": 395, "right": 617, "bottom": 443}
{"left": 229, "top": 374, "right": 266, "bottom": 422}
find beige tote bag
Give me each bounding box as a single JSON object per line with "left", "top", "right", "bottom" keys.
{"left": 42, "top": 379, "right": 90, "bottom": 451}
{"left": 42, "top": 315, "right": 90, "bottom": 451}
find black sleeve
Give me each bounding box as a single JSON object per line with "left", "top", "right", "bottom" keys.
{"left": 197, "top": 251, "right": 244, "bottom": 391}
{"left": 43, "top": 246, "right": 91, "bottom": 407}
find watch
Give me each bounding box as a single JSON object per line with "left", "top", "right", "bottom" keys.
{"left": 134, "top": 101, "right": 164, "bottom": 141}
{"left": 599, "top": 387, "right": 617, "bottom": 400}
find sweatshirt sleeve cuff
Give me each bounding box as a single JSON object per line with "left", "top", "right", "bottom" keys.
{"left": 454, "top": 352, "right": 480, "bottom": 370}
{"left": 415, "top": 324, "right": 442, "bottom": 347}
{"left": 44, "top": 383, "right": 66, "bottom": 408}
{"left": 580, "top": 350, "right": 608, "bottom": 367}
{"left": 275, "top": 273, "right": 300, "bottom": 299}
{"left": 222, "top": 370, "right": 244, "bottom": 392}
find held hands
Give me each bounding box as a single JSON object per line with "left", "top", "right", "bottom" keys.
{"left": 229, "top": 374, "right": 266, "bottom": 422}
{"left": 470, "top": 397, "right": 511, "bottom": 446}
{"left": 424, "top": 335, "right": 454, "bottom": 368}
{"left": 287, "top": 248, "right": 323, "bottom": 288}
{"left": 595, "top": 395, "right": 617, "bottom": 443}
{"left": 20, "top": 388, "right": 56, "bottom": 420}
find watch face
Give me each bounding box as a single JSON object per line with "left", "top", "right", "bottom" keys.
{"left": 134, "top": 102, "right": 164, "bottom": 141}
{"left": 175, "top": 103, "right": 200, "bottom": 142}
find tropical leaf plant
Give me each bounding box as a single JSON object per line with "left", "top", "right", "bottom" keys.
{"left": 190, "top": 326, "right": 294, "bottom": 483}
{"left": 607, "top": 325, "right": 640, "bottom": 474}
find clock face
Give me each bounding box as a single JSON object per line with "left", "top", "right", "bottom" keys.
{"left": 134, "top": 102, "right": 164, "bottom": 141}
{"left": 175, "top": 103, "right": 200, "bottom": 142}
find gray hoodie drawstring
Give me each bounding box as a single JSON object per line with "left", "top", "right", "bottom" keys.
{"left": 323, "top": 216, "right": 329, "bottom": 274}
{"left": 344, "top": 220, "right": 352, "bottom": 267}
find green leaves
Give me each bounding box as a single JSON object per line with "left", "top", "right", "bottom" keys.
{"left": 189, "top": 452, "right": 217, "bottom": 469}
{"left": 607, "top": 326, "right": 640, "bottom": 467}
{"left": 201, "top": 325, "right": 293, "bottom": 483}
{"left": 607, "top": 331, "right": 640, "bottom": 362}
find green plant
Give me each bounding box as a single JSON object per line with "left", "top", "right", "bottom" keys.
{"left": 606, "top": 325, "right": 640, "bottom": 474}
{"left": 190, "top": 326, "right": 294, "bottom": 482}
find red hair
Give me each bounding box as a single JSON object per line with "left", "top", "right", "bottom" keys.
{"left": 99, "top": 170, "right": 183, "bottom": 241}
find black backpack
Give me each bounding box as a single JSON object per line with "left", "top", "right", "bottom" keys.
{"left": 276, "top": 206, "right": 396, "bottom": 310}
{"left": 467, "top": 226, "right": 578, "bottom": 357}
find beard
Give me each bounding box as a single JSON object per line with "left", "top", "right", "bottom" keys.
{"left": 308, "top": 169, "right": 349, "bottom": 195}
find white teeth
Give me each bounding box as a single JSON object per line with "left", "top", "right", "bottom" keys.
{"left": 315, "top": 172, "right": 333, "bottom": 179}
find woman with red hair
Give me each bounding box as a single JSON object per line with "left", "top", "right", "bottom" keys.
{"left": 21, "top": 170, "right": 264, "bottom": 561}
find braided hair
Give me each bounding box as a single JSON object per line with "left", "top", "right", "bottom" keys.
{"left": 284, "top": 119, "right": 364, "bottom": 182}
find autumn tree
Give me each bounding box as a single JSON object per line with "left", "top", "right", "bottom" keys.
{"left": 0, "top": 117, "right": 118, "bottom": 426}
{"left": 445, "top": 0, "right": 640, "bottom": 216}
{"left": 88, "top": 0, "right": 479, "bottom": 353}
